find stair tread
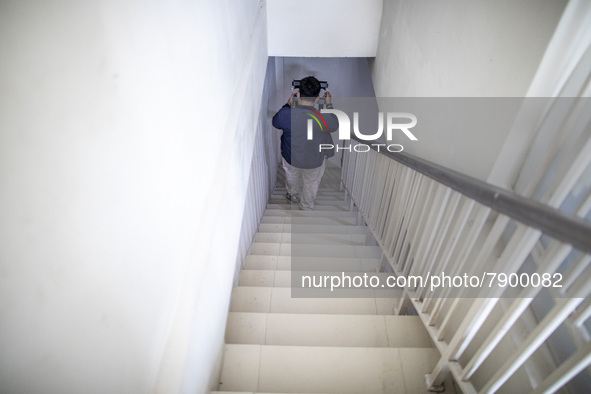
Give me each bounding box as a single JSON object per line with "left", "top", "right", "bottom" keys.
{"left": 264, "top": 209, "right": 357, "bottom": 218}
{"left": 273, "top": 187, "right": 343, "bottom": 193}
{"left": 267, "top": 203, "right": 350, "bottom": 211}
{"left": 212, "top": 392, "right": 329, "bottom": 394}
{"left": 230, "top": 286, "right": 400, "bottom": 315}
{"left": 253, "top": 233, "right": 367, "bottom": 245}
{"left": 226, "top": 312, "right": 432, "bottom": 348}
{"left": 268, "top": 199, "right": 350, "bottom": 207}
{"left": 272, "top": 192, "right": 344, "bottom": 196}
{"left": 249, "top": 243, "right": 381, "bottom": 258}
{"left": 212, "top": 392, "right": 330, "bottom": 394}
{"left": 219, "top": 345, "right": 454, "bottom": 393}
{"left": 267, "top": 196, "right": 346, "bottom": 201}
{"left": 239, "top": 269, "right": 392, "bottom": 287}
{"left": 261, "top": 216, "right": 358, "bottom": 225}
{"left": 257, "top": 223, "right": 368, "bottom": 234}
{"left": 243, "top": 255, "right": 380, "bottom": 271}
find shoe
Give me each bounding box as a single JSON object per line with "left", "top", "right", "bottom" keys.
{"left": 286, "top": 193, "right": 300, "bottom": 203}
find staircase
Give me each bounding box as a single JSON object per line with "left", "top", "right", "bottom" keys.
{"left": 214, "top": 167, "right": 457, "bottom": 394}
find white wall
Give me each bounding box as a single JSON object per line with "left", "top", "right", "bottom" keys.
{"left": 233, "top": 57, "right": 282, "bottom": 287}
{"left": 370, "top": 0, "right": 567, "bottom": 180}
{"left": 488, "top": 0, "right": 591, "bottom": 189}
{"left": 267, "top": 0, "right": 383, "bottom": 57}
{"left": 0, "top": 1, "right": 268, "bottom": 393}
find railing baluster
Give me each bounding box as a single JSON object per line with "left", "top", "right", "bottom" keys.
{"left": 480, "top": 294, "right": 591, "bottom": 394}
{"left": 383, "top": 165, "right": 412, "bottom": 250}
{"left": 392, "top": 174, "right": 425, "bottom": 270}
{"left": 418, "top": 190, "right": 461, "bottom": 302}
{"left": 401, "top": 178, "right": 438, "bottom": 276}
{"left": 339, "top": 127, "right": 591, "bottom": 392}
{"left": 531, "top": 341, "right": 591, "bottom": 394}
{"left": 412, "top": 185, "right": 452, "bottom": 278}
{"left": 461, "top": 241, "right": 573, "bottom": 380}
{"left": 387, "top": 169, "right": 418, "bottom": 261}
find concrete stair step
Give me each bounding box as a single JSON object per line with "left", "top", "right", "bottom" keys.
{"left": 261, "top": 216, "right": 358, "bottom": 225}
{"left": 257, "top": 223, "right": 368, "bottom": 234}
{"left": 253, "top": 232, "right": 367, "bottom": 245}
{"left": 274, "top": 186, "right": 344, "bottom": 194}
{"left": 218, "top": 345, "right": 454, "bottom": 393}
{"left": 272, "top": 189, "right": 343, "bottom": 195}
{"left": 264, "top": 209, "right": 357, "bottom": 218}
{"left": 271, "top": 194, "right": 346, "bottom": 201}
{"left": 239, "top": 269, "right": 392, "bottom": 287}
{"left": 243, "top": 255, "right": 380, "bottom": 271}
{"left": 229, "top": 287, "right": 400, "bottom": 315}
{"left": 225, "top": 313, "right": 432, "bottom": 348}
{"left": 267, "top": 199, "right": 350, "bottom": 207}
{"left": 211, "top": 392, "right": 328, "bottom": 394}
{"left": 267, "top": 203, "right": 350, "bottom": 211}
{"left": 212, "top": 392, "right": 328, "bottom": 394}
{"left": 249, "top": 243, "right": 382, "bottom": 258}
{"left": 239, "top": 269, "right": 287, "bottom": 287}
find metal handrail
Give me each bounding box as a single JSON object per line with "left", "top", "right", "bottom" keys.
{"left": 343, "top": 138, "right": 591, "bottom": 393}
{"left": 349, "top": 136, "right": 591, "bottom": 254}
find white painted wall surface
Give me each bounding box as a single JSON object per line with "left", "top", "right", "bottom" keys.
{"left": 0, "top": 1, "right": 268, "bottom": 393}
{"left": 488, "top": 0, "right": 591, "bottom": 189}
{"left": 267, "top": 0, "right": 383, "bottom": 57}
{"left": 370, "top": 0, "right": 567, "bottom": 180}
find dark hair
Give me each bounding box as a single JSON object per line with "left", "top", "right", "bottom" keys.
{"left": 299, "top": 76, "right": 321, "bottom": 98}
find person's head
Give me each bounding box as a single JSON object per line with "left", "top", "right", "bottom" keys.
{"left": 299, "top": 76, "right": 321, "bottom": 101}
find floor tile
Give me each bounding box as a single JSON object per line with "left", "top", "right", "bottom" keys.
{"left": 219, "top": 344, "right": 261, "bottom": 392}
{"left": 258, "top": 346, "right": 405, "bottom": 393}
{"left": 398, "top": 348, "right": 444, "bottom": 394}
{"left": 254, "top": 233, "right": 282, "bottom": 243}
{"left": 265, "top": 313, "right": 389, "bottom": 347}
{"left": 272, "top": 270, "right": 291, "bottom": 287}
{"left": 230, "top": 287, "right": 272, "bottom": 313}
{"left": 250, "top": 242, "right": 281, "bottom": 256}
{"left": 385, "top": 316, "right": 433, "bottom": 348}
{"left": 225, "top": 312, "right": 267, "bottom": 345}
{"left": 270, "top": 288, "right": 378, "bottom": 315}
{"left": 244, "top": 255, "right": 277, "bottom": 270}
{"left": 239, "top": 270, "right": 275, "bottom": 287}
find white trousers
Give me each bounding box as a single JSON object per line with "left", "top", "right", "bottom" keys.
{"left": 282, "top": 157, "right": 326, "bottom": 210}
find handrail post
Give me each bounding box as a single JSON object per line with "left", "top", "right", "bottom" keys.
{"left": 425, "top": 356, "right": 448, "bottom": 392}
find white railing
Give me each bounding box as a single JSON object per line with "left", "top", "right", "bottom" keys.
{"left": 341, "top": 142, "right": 591, "bottom": 393}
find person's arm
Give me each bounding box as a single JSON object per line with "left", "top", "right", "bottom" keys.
{"left": 287, "top": 91, "right": 297, "bottom": 108}
{"left": 272, "top": 93, "right": 295, "bottom": 129}
{"left": 324, "top": 91, "right": 334, "bottom": 110}
{"left": 272, "top": 107, "right": 287, "bottom": 129}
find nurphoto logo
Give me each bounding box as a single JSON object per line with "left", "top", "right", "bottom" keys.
{"left": 308, "top": 109, "right": 418, "bottom": 153}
